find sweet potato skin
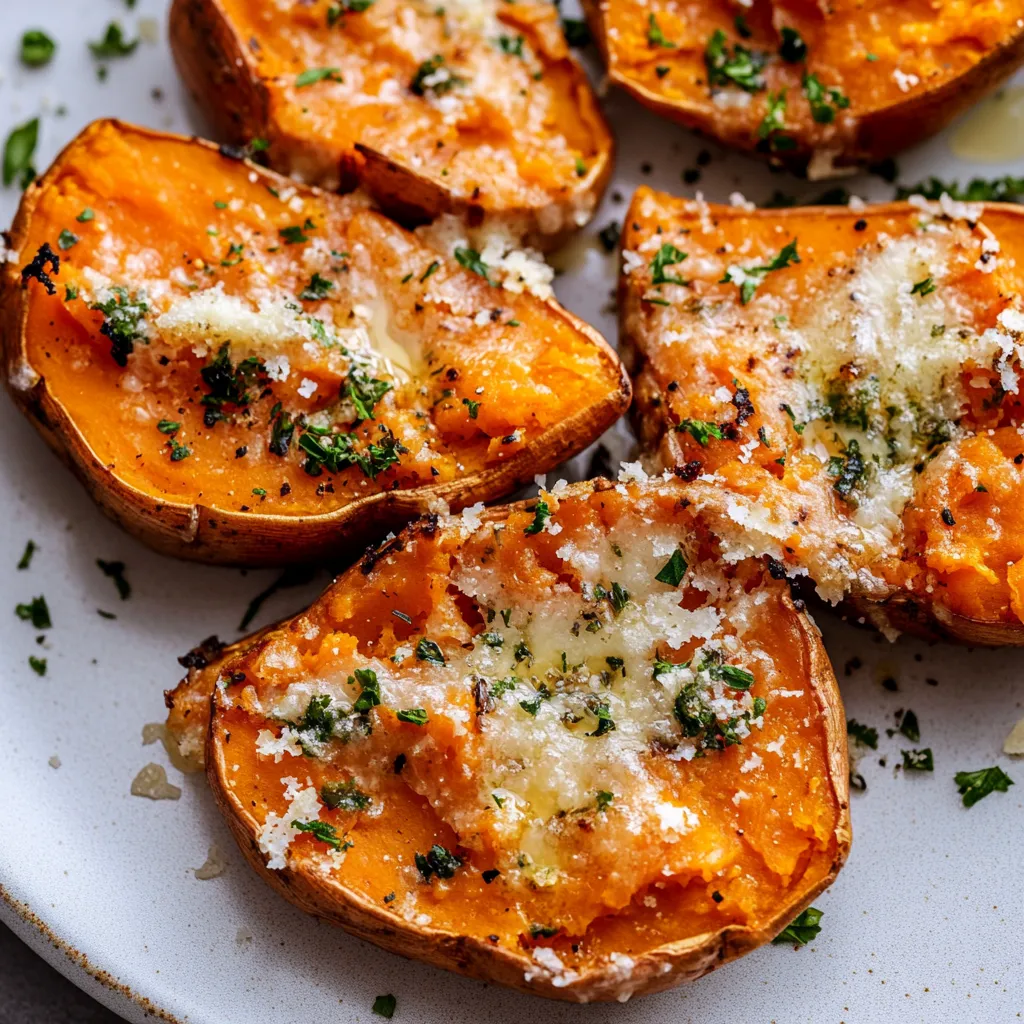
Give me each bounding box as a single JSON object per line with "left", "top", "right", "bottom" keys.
{"left": 620, "top": 187, "right": 1024, "bottom": 645}
{"left": 167, "top": 480, "right": 851, "bottom": 1001}
{"left": 582, "top": 0, "right": 1024, "bottom": 175}
{"left": 169, "top": 0, "right": 614, "bottom": 248}
{"left": 0, "top": 120, "right": 629, "bottom": 566}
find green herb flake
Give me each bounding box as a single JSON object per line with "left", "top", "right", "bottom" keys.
{"left": 16, "top": 595, "right": 51, "bottom": 630}
{"left": 462, "top": 397, "right": 481, "bottom": 419}
{"left": 778, "top": 26, "right": 807, "bottom": 63}
{"left": 705, "top": 28, "right": 765, "bottom": 92}
{"left": 595, "top": 790, "right": 613, "bottom": 812}
{"left": 345, "top": 368, "right": 392, "bottom": 421}
{"left": 88, "top": 22, "right": 139, "bottom": 59}
{"left": 291, "top": 819, "right": 348, "bottom": 850}
{"left": 911, "top": 276, "right": 936, "bottom": 297}
{"left": 954, "top": 766, "right": 1013, "bottom": 807}
{"left": 296, "top": 66, "right": 343, "bottom": 88}
{"left": 901, "top": 748, "right": 934, "bottom": 772}
{"left": 898, "top": 709, "right": 920, "bottom": 743}
{"left": 20, "top": 30, "right": 56, "bottom": 67}
{"left": 167, "top": 437, "right": 192, "bottom": 462}
{"left": 721, "top": 239, "right": 800, "bottom": 304}
{"left": 453, "top": 246, "right": 492, "bottom": 283}
{"left": 90, "top": 286, "right": 148, "bottom": 366}
{"left": 321, "top": 779, "right": 372, "bottom": 811}
{"left": 847, "top": 719, "right": 878, "bottom": 749}
{"left": 57, "top": 229, "right": 79, "bottom": 250}
{"left": 28, "top": 655, "right": 47, "bottom": 677}
{"left": 523, "top": 499, "right": 551, "bottom": 535}
{"left": 416, "top": 638, "right": 445, "bottom": 665}
{"left": 655, "top": 548, "right": 688, "bottom": 587}
{"left": 773, "top": 906, "right": 823, "bottom": 945}
{"left": 675, "top": 418, "right": 724, "bottom": 445}
{"left": 803, "top": 72, "right": 850, "bottom": 124}
{"left": 650, "top": 242, "right": 688, "bottom": 285}
{"left": 76, "top": 207, "right": 95, "bottom": 223}
{"left": 4, "top": 118, "right": 39, "bottom": 189}
{"left": 410, "top": 55, "right": 465, "bottom": 96}
{"left": 396, "top": 707, "right": 429, "bottom": 726}
{"left": 646, "top": 13, "right": 676, "bottom": 48}
{"left": 415, "top": 843, "right": 462, "bottom": 881}
{"left": 17, "top": 540, "right": 37, "bottom": 570}
{"left": 96, "top": 559, "right": 131, "bottom": 600}
{"left": 372, "top": 994, "right": 397, "bottom": 1019}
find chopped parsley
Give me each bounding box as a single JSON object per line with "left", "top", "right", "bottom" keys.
{"left": 4, "top": 118, "right": 39, "bottom": 188}
{"left": 586, "top": 701, "right": 616, "bottom": 736}
{"left": 200, "top": 343, "right": 262, "bottom": 424}
{"left": 595, "top": 790, "right": 613, "bottom": 813}
{"left": 453, "top": 246, "right": 492, "bottom": 283}
{"left": 894, "top": 175, "right": 1024, "bottom": 203}
{"left": 415, "top": 843, "right": 462, "bottom": 881}
{"left": 721, "top": 239, "right": 800, "bottom": 304}
{"left": 56, "top": 229, "right": 78, "bottom": 251}
{"left": 897, "top": 709, "right": 920, "bottom": 743}
{"left": 420, "top": 260, "right": 440, "bottom": 282}
{"left": 371, "top": 994, "right": 397, "bottom": 1019}
{"left": 167, "top": 437, "right": 191, "bottom": 462}
{"left": 773, "top": 907, "right": 822, "bottom": 945}
{"left": 462, "top": 397, "right": 480, "bottom": 419}
{"left": 410, "top": 55, "right": 464, "bottom": 96}
{"left": 396, "top": 707, "right": 428, "bottom": 726}
{"left": 351, "top": 667, "right": 382, "bottom": 712}
{"left": 299, "top": 272, "right": 333, "bottom": 300}
{"left": 76, "top": 207, "right": 95, "bottom": 223}
{"left": 803, "top": 73, "right": 850, "bottom": 124}
{"left": 416, "top": 638, "right": 445, "bottom": 665}
{"left": 321, "top": 779, "right": 372, "bottom": 811}
{"left": 497, "top": 34, "right": 524, "bottom": 57}
{"left": 88, "top": 22, "right": 139, "bottom": 59}
{"left": 757, "top": 91, "right": 795, "bottom": 151}
{"left": 157, "top": 420, "right": 181, "bottom": 435}
{"left": 16, "top": 595, "right": 51, "bottom": 629}
{"left": 523, "top": 499, "right": 551, "bottom": 535}
{"left": 96, "top": 559, "right": 131, "bottom": 600}
{"left": 954, "top": 766, "right": 1013, "bottom": 807}
{"left": 20, "top": 30, "right": 56, "bottom": 67}
{"left": 279, "top": 218, "right": 315, "bottom": 244}
{"left": 655, "top": 549, "right": 688, "bottom": 586}
{"left": 17, "top": 540, "right": 37, "bottom": 570}
{"left": 847, "top": 719, "right": 878, "bottom": 749}
{"left": 675, "top": 419, "right": 724, "bottom": 445}
{"left": 327, "top": 0, "right": 375, "bottom": 23}
{"left": 705, "top": 29, "right": 766, "bottom": 92}
{"left": 646, "top": 13, "right": 676, "bottom": 48}
{"left": 291, "top": 819, "right": 349, "bottom": 850}
{"left": 901, "top": 748, "right": 934, "bottom": 772}
{"left": 345, "top": 368, "right": 392, "bottom": 421}
{"left": 90, "top": 286, "right": 148, "bottom": 366}
{"left": 828, "top": 439, "right": 865, "bottom": 499}
{"left": 28, "top": 655, "right": 47, "bottom": 677}
{"left": 295, "top": 67, "right": 342, "bottom": 87}
{"left": 650, "top": 242, "right": 687, "bottom": 285}
{"left": 778, "top": 27, "right": 807, "bottom": 63}
{"left": 299, "top": 429, "right": 403, "bottom": 480}
{"left": 911, "top": 276, "right": 936, "bottom": 297}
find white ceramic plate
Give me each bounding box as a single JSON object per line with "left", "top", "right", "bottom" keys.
{"left": 1, "top": 3, "right": 1021, "bottom": 1021}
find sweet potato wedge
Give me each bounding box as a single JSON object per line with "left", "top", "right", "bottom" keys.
{"left": 620, "top": 186, "right": 1024, "bottom": 644}
{"left": 582, "top": 0, "right": 1024, "bottom": 175}
{"left": 165, "top": 477, "right": 850, "bottom": 1001}
{"left": 0, "top": 120, "right": 628, "bottom": 566}
{"left": 169, "top": 0, "right": 614, "bottom": 248}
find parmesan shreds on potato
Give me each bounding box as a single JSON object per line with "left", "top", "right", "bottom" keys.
{"left": 621, "top": 188, "right": 1024, "bottom": 644}
{"left": 0, "top": 121, "right": 628, "bottom": 565}
{"left": 583, "top": 0, "right": 1024, "bottom": 174}
{"left": 165, "top": 478, "right": 849, "bottom": 1001}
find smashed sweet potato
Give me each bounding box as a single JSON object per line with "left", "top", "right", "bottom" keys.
{"left": 170, "top": 0, "right": 614, "bottom": 247}
{"left": 166, "top": 477, "right": 849, "bottom": 1001}
{"left": 0, "top": 120, "right": 628, "bottom": 565}
{"left": 582, "top": 0, "right": 1024, "bottom": 174}
{"left": 621, "top": 185, "right": 1024, "bottom": 643}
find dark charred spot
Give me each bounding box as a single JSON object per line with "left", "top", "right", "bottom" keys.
{"left": 177, "top": 634, "right": 226, "bottom": 671}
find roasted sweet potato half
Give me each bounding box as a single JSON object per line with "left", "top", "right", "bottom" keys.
{"left": 170, "top": 0, "right": 614, "bottom": 248}
{"left": 582, "top": 0, "right": 1024, "bottom": 175}
{"left": 620, "top": 186, "right": 1024, "bottom": 644}
{"left": 0, "top": 120, "right": 628, "bottom": 566}
{"left": 165, "top": 477, "right": 849, "bottom": 1001}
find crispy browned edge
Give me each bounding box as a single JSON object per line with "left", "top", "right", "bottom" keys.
{"left": 581, "top": 0, "right": 1024, "bottom": 175}
{"left": 620, "top": 189, "right": 1024, "bottom": 646}
{"left": 0, "top": 119, "right": 630, "bottom": 568}
{"left": 166, "top": 478, "right": 850, "bottom": 1002}
{"left": 168, "top": 0, "right": 615, "bottom": 249}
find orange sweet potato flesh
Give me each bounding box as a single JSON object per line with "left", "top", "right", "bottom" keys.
{"left": 170, "top": 0, "right": 614, "bottom": 247}
{"left": 582, "top": 0, "right": 1024, "bottom": 173}
{"left": 0, "top": 121, "right": 628, "bottom": 566}
{"left": 165, "top": 478, "right": 849, "bottom": 1001}
{"left": 621, "top": 186, "right": 1024, "bottom": 643}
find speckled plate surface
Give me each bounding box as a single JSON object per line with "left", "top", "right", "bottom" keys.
{"left": 0, "top": 3, "right": 1021, "bottom": 1022}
